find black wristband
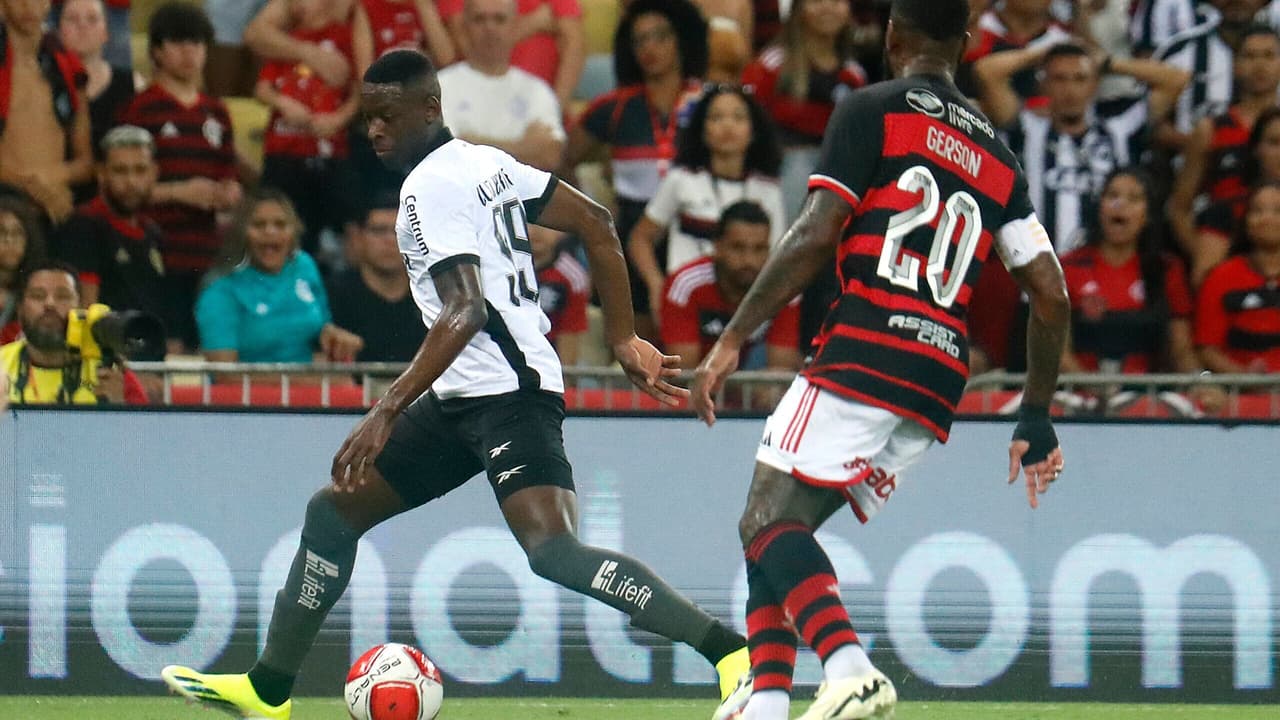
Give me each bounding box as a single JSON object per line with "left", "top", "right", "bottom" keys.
{"left": 1012, "top": 403, "right": 1058, "bottom": 466}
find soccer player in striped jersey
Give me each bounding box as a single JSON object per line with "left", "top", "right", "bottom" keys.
{"left": 159, "top": 48, "right": 751, "bottom": 720}
{"left": 694, "top": 1, "right": 1071, "bottom": 718}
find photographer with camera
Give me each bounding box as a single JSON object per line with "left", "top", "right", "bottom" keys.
{"left": 1, "top": 261, "right": 151, "bottom": 405}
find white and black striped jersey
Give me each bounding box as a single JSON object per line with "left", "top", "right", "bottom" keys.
{"left": 1130, "top": 0, "right": 1198, "bottom": 54}
{"left": 396, "top": 128, "right": 564, "bottom": 399}
{"left": 1153, "top": 3, "right": 1233, "bottom": 135}
{"left": 1003, "top": 99, "right": 1148, "bottom": 253}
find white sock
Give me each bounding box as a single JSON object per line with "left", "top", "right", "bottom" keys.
{"left": 823, "top": 643, "right": 874, "bottom": 683}
{"left": 742, "top": 689, "right": 790, "bottom": 720}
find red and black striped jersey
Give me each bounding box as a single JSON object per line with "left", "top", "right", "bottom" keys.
{"left": 118, "top": 85, "right": 237, "bottom": 274}
{"left": 804, "top": 75, "right": 1049, "bottom": 441}
{"left": 1203, "top": 107, "right": 1251, "bottom": 205}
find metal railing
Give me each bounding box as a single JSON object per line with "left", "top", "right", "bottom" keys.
{"left": 126, "top": 361, "right": 1280, "bottom": 418}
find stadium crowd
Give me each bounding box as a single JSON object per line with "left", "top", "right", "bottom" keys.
{"left": 0, "top": 0, "right": 1278, "bottom": 410}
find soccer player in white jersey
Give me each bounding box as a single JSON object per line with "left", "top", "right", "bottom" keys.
{"left": 160, "top": 49, "right": 750, "bottom": 720}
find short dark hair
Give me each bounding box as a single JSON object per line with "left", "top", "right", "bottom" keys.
{"left": 148, "top": 2, "right": 214, "bottom": 53}
{"left": 614, "top": 0, "right": 708, "bottom": 86}
{"left": 1043, "top": 41, "right": 1092, "bottom": 67}
{"left": 1240, "top": 23, "right": 1280, "bottom": 49}
{"left": 716, "top": 201, "right": 771, "bottom": 239}
{"left": 675, "top": 85, "right": 782, "bottom": 177}
{"left": 363, "top": 191, "right": 401, "bottom": 224}
{"left": 890, "top": 0, "right": 970, "bottom": 44}
{"left": 18, "top": 259, "right": 82, "bottom": 298}
{"left": 364, "top": 48, "right": 438, "bottom": 90}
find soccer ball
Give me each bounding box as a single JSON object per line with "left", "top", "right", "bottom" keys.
{"left": 344, "top": 643, "right": 444, "bottom": 720}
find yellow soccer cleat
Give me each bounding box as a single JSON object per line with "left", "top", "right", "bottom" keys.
{"left": 796, "top": 670, "right": 896, "bottom": 720}
{"left": 161, "top": 665, "right": 292, "bottom": 719}
{"left": 714, "top": 646, "right": 752, "bottom": 702}
{"left": 711, "top": 668, "right": 752, "bottom": 720}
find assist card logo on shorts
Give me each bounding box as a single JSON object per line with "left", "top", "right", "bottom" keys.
{"left": 906, "top": 88, "right": 946, "bottom": 118}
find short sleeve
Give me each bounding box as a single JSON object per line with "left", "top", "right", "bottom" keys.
{"left": 809, "top": 94, "right": 882, "bottom": 208}
{"left": 660, "top": 280, "right": 702, "bottom": 347}
{"left": 529, "top": 81, "right": 567, "bottom": 141}
{"left": 1164, "top": 257, "right": 1193, "bottom": 318}
{"left": 579, "top": 92, "right": 617, "bottom": 141}
{"left": 403, "top": 175, "right": 482, "bottom": 277}
{"left": 765, "top": 299, "right": 801, "bottom": 351}
{"left": 194, "top": 278, "right": 241, "bottom": 352}
{"left": 643, "top": 170, "right": 684, "bottom": 228}
{"left": 506, "top": 156, "right": 558, "bottom": 223}
{"left": 297, "top": 252, "right": 333, "bottom": 325}
{"left": 1194, "top": 267, "right": 1230, "bottom": 348}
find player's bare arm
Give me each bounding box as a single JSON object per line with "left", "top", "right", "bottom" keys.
{"left": 330, "top": 262, "right": 488, "bottom": 490}
{"left": 1008, "top": 251, "right": 1071, "bottom": 508}
{"left": 974, "top": 43, "right": 1051, "bottom": 128}
{"left": 691, "top": 189, "right": 851, "bottom": 426}
{"left": 533, "top": 181, "right": 687, "bottom": 405}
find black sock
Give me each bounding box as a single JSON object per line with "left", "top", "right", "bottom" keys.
{"left": 695, "top": 620, "right": 748, "bottom": 666}
{"left": 527, "top": 533, "right": 739, "bottom": 658}
{"left": 247, "top": 662, "right": 295, "bottom": 707}
{"left": 256, "top": 492, "right": 361, "bottom": 684}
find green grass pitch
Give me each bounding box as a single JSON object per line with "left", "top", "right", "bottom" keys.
{"left": 8, "top": 697, "right": 1280, "bottom": 719}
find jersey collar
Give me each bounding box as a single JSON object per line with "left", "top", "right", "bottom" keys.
{"left": 424, "top": 126, "right": 454, "bottom": 158}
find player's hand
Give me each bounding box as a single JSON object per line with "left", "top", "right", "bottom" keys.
{"left": 691, "top": 340, "right": 740, "bottom": 427}
{"left": 170, "top": 178, "right": 222, "bottom": 210}
{"left": 1007, "top": 405, "right": 1062, "bottom": 509}
{"left": 613, "top": 334, "right": 687, "bottom": 407}
{"left": 331, "top": 406, "right": 394, "bottom": 491}
{"left": 214, "top": 180, "right": 244, "bottom": 211}
{"left": 320, "top": 323, "right": 365, "bottom": 362}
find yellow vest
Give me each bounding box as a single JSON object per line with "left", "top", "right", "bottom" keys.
{"left": 1, "top": 339, "right": 104, "bottom": 405}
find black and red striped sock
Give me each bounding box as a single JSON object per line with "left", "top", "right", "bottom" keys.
{"left": 744, "top": 559, "right": 797, "bottom": 695}
{"left": 745, "top": 521, "right": 860, "bottom": 663}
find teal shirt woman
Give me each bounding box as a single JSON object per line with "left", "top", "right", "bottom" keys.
{"left": 196, "top": 190, "right": 363, "bottom": 363}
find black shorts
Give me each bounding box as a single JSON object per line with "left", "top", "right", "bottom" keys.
{"left": 374, "top": 389, "right": 575, "bottom": 508}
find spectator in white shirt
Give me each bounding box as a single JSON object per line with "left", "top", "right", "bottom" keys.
{"left": 437, "top": 0, "right": 565, "bottom": 171}
{"left": 626, "top": 84, "right": 784, "bottom": 322}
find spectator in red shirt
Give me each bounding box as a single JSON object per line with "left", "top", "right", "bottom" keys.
{"left": 363, "top": 0, "right": 455, "bottom": 63}
{"left": 0, "top": 195, "right": 48, "bottom": 345}
{"left": 119, "top": 2, "right": 242, "bottom": 350}
{"left": 661, "top": 200, "right": 800, "bottom": 371}
{"left": 1195, "top": 107, "right": 1280, "bottom": 286}
{"left": 741, "top": 0, "right": 867, "bottom": 222}
{"left": 1196, "top": 181, "right": 1280, "bottom": 374}
{"left": 531, "top": 225, "right": 589, "bottom": 366}
{"left": 440, "top": 0, "right": 585, "bottom": 110}
{"left": 1059, "top": 169, "right": 1203, "bottom": 379}
{"left": 253, "top": 0, "right": 373, "bottom": 269}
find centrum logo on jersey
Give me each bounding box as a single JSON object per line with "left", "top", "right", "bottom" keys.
{"left": 402, "top": 195, "right": 429, "bottom": 254}
{"left": 906, "top": 88, "right": 946, "bottom": 118}
{"left": 298, "top": 550, "right": 340, "bottom": 611}
{"left": 590, "top": 560, "right": 653, "bottom": 610}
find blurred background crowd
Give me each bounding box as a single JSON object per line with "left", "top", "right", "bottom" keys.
{"left": 1, "top": 0, "right": 1278, "bottom": 411}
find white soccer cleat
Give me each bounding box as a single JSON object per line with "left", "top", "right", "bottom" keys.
{"left": 796, "top": 670, "right": 896, "bottom": 720}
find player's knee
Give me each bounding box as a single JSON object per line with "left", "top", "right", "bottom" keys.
{"left": 301, "top": 489, "right": 363, "bottom": 553}
{"left": 525, "top": 532, "right": 579, "bottom": 581}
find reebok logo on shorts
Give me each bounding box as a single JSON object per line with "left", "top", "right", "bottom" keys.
{"left": 489, "top": 441, "right": 512, "bottom": 458}
{"left": 495, "top": 465, "right": 526, "bottom": 484}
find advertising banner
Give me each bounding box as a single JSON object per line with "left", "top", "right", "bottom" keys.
{"left": 0, "top": 410, "right": 1275, "bottom": 702}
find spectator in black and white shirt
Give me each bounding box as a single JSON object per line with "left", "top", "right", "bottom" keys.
{"left": 977, "top": 41, "right": 1189, "bottom": 252}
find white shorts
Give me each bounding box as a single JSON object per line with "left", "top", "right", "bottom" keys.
{"left": 756, "top": 376, "right": 936, "bottom": 523}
